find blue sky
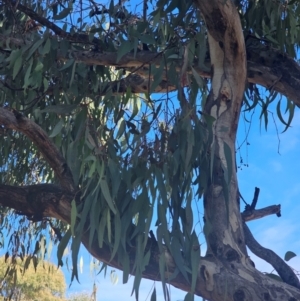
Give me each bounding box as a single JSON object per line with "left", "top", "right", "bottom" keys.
{"left": 60, "top": 102, "right": 300, "bottom": 300}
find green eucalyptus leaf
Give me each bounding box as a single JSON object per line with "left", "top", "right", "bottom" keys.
{"left": 13, "top": 56, "right": 22, "bottom": 79}
{"left": 190, "top": 232, "right": 200, "bottom": 293}
{"left": 117, "top": 41, "right": 133, "bottom": 62}
{"left": 100, "top": 179, "right": 117, "bottom": 214}
{"left": 184, "top": 292, "right": 194, "bottom": 301}
{"left": 60, "top": 59, "right": 75, "bottom": 71}
{"left": 284, "top": 251, "right": 297, "bottom": 262}
{"left": 98, "top": 209, "right": 108, "bottom": 248}
{"left": 41, "top": 38, "right": 51, "bottom": 55}
{"left": 50, "top": 119, "right": 63, "bottom": 138}
{"left": 57, "top": 229, "right": 71, "bottom": 267}
{"left": 122, "top": 252, "right": 130, "bottom": 284}
{"left": 71, "top": 199, "right": 77, "bottom": 237}
{"left": 54, "top": 7, "right": 72, "bottom": 20}
{"left": 71, "top": 236, "right": 81, "bottom": 282}
{"left": 26, "top": 38, "right": 45, "bottom": 60}
{"left": 265, "top": 273, "right": 283, "bottom": 282}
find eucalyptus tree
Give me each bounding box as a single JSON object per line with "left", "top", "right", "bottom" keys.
{"left": 0, "top": 0, "right": 300, "bottom": 300}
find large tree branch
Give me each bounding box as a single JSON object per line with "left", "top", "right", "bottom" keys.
{"left": 0, "top": 183, "right": 300, "bottom": 300}
{"left": 196, "top": 0, "right": 248, "bottom": 261}
{"left": 1, "top": 34, "right": 300, "bottom": 104}
{"left": 0, "top": 184, "right": 72, "bottom": 223}
{"left": 59, "top": 47, "right": 300, "bottom": 106}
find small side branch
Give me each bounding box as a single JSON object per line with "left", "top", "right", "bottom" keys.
{"left": 250, "top": 187, "right": 260, "bottom": 210}
{"left": 242, "top": 204, "right": 281, "bottom": 222}
{"left": 241, "top": 187, "right": 281, "bottom": 221}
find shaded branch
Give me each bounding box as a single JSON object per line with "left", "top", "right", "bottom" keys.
{"left": 1, "top": 34, "right": 300, "bottom": 105}
{"left": 0, "top": 108, "right": 75, "bottom": 192}
{"left": 71, "top": 48, "right": 300, "bottom": 106}
{"left": 0, "top": 184, "right": 72, "bottom": 223}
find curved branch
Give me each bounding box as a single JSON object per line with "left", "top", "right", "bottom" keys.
{"left": 243, "top": 222, "right": 300, "bottom": 289}
{"left": 107, "top": 74, "right": 175, "bottom": 94}
{"left": 0, "top": 108, "right": 75, "bottom": 192}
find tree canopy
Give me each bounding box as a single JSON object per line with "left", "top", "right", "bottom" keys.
{"left": 0, "top": 256, "right": 66, "bottom": 301}
{"left": 0, "top": 0, "right": 300, "bottom": 300}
